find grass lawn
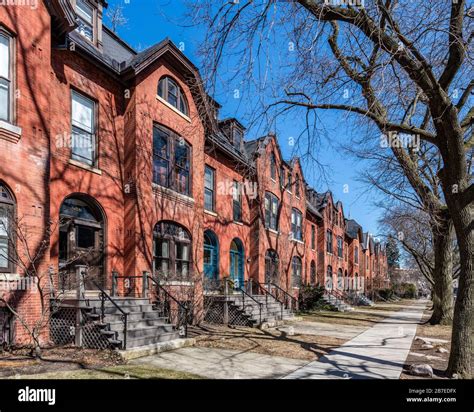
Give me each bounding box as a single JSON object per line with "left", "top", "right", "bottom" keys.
{"left": 6, "top": 364, "right": 203, "bottom": 380}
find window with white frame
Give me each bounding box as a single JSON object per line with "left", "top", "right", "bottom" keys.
{"left": 0, "top": 31, "right": 12, "bottom": 123}
{"left": 264, "top": 192, "right": 279, "bottom": 231}
{"left": 71, "top": 90, "right": 96, "bottom": 166}
{"left": 158, "top": 76, "right": 189, "bottom": 116}
{"left": 291, "top": 208, "right": 302, "bottom": 241}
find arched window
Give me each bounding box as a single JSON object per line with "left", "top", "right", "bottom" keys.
{"left": 326, "top": 265, "right": 333, "bottom": 289}
{"left": 59, "top": 195, "right": 105, "bottom": 289}
{"left": 270, "top": 153, "right": 277, "bottom": 180}
{"left": 158, "top": 76, "right": 189, "bottom": 116}
{"left": 326, "top": 230, "right": 333, "bottom": 253}
{"left": 154, "top": 221, "right": 192, "bottom": 280}
{"left": 0, "top": 183, "right": 15, "bottom": 273}
{"left": 292, "top": 256, "right": 302, "bottom": 288}
{"left": 264, "top": 249, "right": 279, "bottom": 284}
{"left": 203, "top": 230, "right": 219, "bottom": 283}
{"left": 310, "top": 260, "right": 316, "bottom": 285}
{"left": 295, "top": 174, "right": 300, "bottom": 197}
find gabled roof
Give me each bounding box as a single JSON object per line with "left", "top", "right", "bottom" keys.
{"left": 345, "top": 219, "right": 363, "bottom": 240}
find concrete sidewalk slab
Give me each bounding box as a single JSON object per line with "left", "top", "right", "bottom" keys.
{"left": 284, "top": 300, "right": 427, "bottom": 380}
{"left": 131, "top": 347, "right": 307, "bottom": 379}
{"left": 277, "top": 321, "right": 367, "bottom": 340}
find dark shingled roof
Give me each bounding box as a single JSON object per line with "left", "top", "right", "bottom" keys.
{"left": 346, "top": 219, "right": 362, "bottom": 239}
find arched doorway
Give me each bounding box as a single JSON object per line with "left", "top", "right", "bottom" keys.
{"left": 326, "top": 265, "right": 333, "bottom": 290}
{"left": 264, "top": 249, "right": 279, "bottom": 285}
{"left": 59, "top": 195, "right": 105, "bottom": 290}
{"left": 310, "top": 260, "right": 316, "bottom": 285}
{"left": 153, "top": 221, "right": 192, "bottom": 280}
{"left": 229, "top": 238, "right": 244, "bottom": 288}
{"left": 203, "top": 230, "right": 219, "bottom": 285}
{"left": 337, "top": 268, "right": 343, "bottom": 289}
{"left": 355, "top": 273, "right": 359, "bottom": 291}
{"left": 344, "top": 270, "right": 348, "bottom": 291}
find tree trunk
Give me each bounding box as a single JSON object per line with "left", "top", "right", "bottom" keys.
{"left": 429, "top": 214, "right": 454, "bottom": 325}
{"left": 446, "top": 199, "right": 473, "bottom": 379}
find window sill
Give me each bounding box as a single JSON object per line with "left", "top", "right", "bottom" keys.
{"left": 156, "top": 95, "right": 192, "bottom": 123}
{"left": 266, "top": 228, "right": 279, "bottom": 235}
{"left": 68, "top": 158, "right": 102, "bottom": 175}
{"left": 233, "top": 220, "right": 244, "bottom": 226}
{"left": 291, "top": 239, "right": 304, "bottom": 245}
{"left": 0, "top": 120, "right": 22, "bottom": 144}
{"left": 152, "top": 183, "right": 194, "bottom": 204}
{"left": 204, "top": 209, "right": 217, "bottom": 217}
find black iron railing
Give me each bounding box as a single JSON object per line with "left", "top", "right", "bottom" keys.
{"left": 268, "top": 282, "right": 298, "bottom": 312}
{"left": 225, "top": 277, "right": 262, "bottom": 324}
{"left": 111, "top": 272, "right": 190, "bottom": 337}
{"left": 90, "top": 279, "right": 128, "bottom": 350}
{"left": 254, "top": 281, "right": 284, "bottom": 320}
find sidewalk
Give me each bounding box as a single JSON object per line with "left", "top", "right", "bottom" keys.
{"left": 284, "top": 300, "right": 428, "bottom": 379}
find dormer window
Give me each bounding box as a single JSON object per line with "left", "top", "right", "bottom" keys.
{"left": 76, "top": 0, "right": 95, "bottom": 42}
{"left": 232, "top": 127, "right": 243, "bottom": 150}
{"left": 158, "top": 76, "right": 189, "bottom": 116}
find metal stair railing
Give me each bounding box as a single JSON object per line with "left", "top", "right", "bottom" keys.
{"left": 111, "top": 271, "right": 190, "bottom": 337}
{"left": 89, "top": 279, "right": 128, "bottom": 350}
{"left": 254, "top": 281, "right": 284, "bottom": 320}
{"left": 147, "top": 274, "right": 190, "bottom": 338}
{"left": 225, "top": 277, "right": 262, "bottom": 324}
{"left": 267, "top": 282, "right": 298, "bottom": 312}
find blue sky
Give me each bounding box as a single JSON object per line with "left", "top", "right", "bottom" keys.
{"left": 104, "top": 0, "right": 385, "bottom": 236}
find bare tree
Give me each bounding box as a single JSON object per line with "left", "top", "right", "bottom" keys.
{"left": 106, "top": 4, "right": 128, "bottom": 33}
{"left": 189, "top": 0, "right": 473, "bottom": 378}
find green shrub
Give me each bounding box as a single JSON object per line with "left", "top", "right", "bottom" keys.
{"left": 298, "top": 284, "right": 326, "bottom": 312}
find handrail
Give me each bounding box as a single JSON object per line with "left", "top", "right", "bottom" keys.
{"left": 255, "top": 281, "right": 284, "bottom": 320}
{"left": 268, "top": 282, "right": 298, "bottom": 312}
{"left": 147, "top": 275, "right": 189, "bottom": 337}
{"left": 225, "top": 277, "right": 262, "bottom": 324}
{"left": 90, "top": 279, "right": 128, "bottom": 350}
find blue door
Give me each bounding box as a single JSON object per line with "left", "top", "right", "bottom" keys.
{"left": 204, "top": 230, "right": 219, "bottom": 281}
{"left": 230, "top": 238, "right": 244, "bottom": 289}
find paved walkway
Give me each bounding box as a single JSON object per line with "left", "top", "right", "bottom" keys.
{"left": 284, "top": 300, "right": 427, "bottom": 379}
{"left": 131, "top": 347, "right": 307, "bottom": 379}
{"left": 278, "top": 321, "right": 368, "bottom": 340}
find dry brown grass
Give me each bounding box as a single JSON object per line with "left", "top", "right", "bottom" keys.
{"left": 190, "top": 323, "right": 346, "bottom": 361}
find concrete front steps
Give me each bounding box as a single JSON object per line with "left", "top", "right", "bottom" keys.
{"left": 83, "top": 297, "right": 183, "bottom": 349}
{"left": 230, "top": 293, "right": 295, "bottom": 326}
{"left": 322, "top": 293, "right": 354, "bottom": 312}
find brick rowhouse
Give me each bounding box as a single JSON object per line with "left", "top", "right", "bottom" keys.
{"left": 0, "top": 0, "right": 389, "bottom": 346}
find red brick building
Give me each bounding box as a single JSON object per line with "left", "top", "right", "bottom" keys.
{"left": 0, "top": 0, "right": 388, "bottom": 347}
